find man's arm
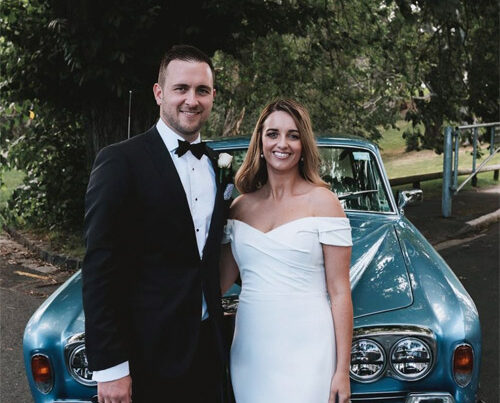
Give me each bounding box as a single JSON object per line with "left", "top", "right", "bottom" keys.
{"left": 82, "top": 145, "right": 132, "bottom": 371}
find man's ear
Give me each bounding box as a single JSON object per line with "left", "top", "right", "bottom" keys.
{"left": 212, "top": 88, "right": 216, "bottom": 99}
{"left": 153, "top": 83, "right": 163, "bottom": 105}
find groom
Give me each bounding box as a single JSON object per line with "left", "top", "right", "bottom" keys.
{"left": 82, "top": 45, "right": 228, "bottom": 403}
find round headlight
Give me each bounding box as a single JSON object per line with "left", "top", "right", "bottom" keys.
{"left": 68, "top": 344, "right": 96, "bottom": 386}
{"left": 390, "top": 338, "right": 432, "bottom": 380}
{"left": 350, "top": 339, "right": 386, "bottom": 382}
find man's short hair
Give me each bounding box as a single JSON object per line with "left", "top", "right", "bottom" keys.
{"left": 158, "top": 45, "right": 214, "bottom": 87}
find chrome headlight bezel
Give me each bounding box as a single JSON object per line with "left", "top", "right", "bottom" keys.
{"left": 64, "top": 333, "right": 96, "bottom": 386}
{"left": 350, "top": 338, "right": 387, "bottom": 382}
{"left": 389, "top": 337, "right": 433, "bottom": 381}
{"left": 350, "top": 326, "right": 437, "bottom": 384}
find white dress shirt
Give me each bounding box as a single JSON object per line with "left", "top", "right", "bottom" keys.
{"left": 92, "top": 118, "right": 217, "bottom": 382}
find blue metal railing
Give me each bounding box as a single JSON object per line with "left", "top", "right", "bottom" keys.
{"left": 442, "top": 122, "right": 500, "bottom": 217}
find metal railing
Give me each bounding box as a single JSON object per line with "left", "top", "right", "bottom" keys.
{"left": 442, "top": 122, "right": 500, "bottom": 217}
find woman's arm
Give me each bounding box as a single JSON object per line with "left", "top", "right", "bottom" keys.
{"left": 220, "top": 243, "right": 240, "bottom": 295}
{"left": 324, "top": 243, "right": 353, "bottom": 403}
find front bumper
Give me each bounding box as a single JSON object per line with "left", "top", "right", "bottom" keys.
{"left": 351, "top": 392, "right": 455, "bottom": 402}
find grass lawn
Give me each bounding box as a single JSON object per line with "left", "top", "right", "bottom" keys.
{"left": 378, "top": 121, "right": 500, "bottom": 179}
{"left": 0, "top": 169, "right": 25, "bottom": 226}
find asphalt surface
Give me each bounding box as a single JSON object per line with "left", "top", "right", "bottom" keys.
{"left": 0, "top": 238, "right": 66, "bottom": 403}
{"left": 0, "top": 185, "right": 498, "bottom": 403}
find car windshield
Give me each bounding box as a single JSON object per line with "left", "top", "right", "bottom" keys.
{"left": 221, "top": 145, "right": 393, "bottom": 213}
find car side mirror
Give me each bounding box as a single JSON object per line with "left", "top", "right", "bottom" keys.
{"left": 397, "top": 189, "right": 423, "bottom": 214}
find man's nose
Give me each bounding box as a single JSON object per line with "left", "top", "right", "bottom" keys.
{"left": 184, "top": 89, "right": 198, "bottom": 106}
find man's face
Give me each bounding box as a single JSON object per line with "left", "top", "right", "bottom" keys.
{"left": 153, "top": 60, "right": 215, "bottom": 141}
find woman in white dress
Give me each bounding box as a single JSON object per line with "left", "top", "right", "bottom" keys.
{"left": 220, "top": 99, "right": 353, "bottom": 403}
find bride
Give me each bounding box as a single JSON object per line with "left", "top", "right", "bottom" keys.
{"left": 220, "top": 99, "right": 353, "bottom": 403}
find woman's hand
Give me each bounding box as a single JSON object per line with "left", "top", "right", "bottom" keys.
{"left": 328, "top": 371, "right": 350, "bottom": 403}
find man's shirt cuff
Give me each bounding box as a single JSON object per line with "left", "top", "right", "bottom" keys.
{"left": 92, "top": 361, "right": 130, "bottom": 382}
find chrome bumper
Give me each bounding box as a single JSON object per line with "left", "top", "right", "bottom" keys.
{"left": 406, "top": 393, "right": 455, "bottom": 403}
{"left": 351, "top": 392, "right": 455, "bottom": 402}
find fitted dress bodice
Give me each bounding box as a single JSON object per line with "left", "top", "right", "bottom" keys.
{"left": 224, "top": 217, "right": 352, "bottom": 403}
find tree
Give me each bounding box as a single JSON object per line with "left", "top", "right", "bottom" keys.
{"left": 392, "top": 0, "right": 499, "bottom": 152}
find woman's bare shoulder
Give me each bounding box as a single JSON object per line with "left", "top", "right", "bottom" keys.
{"left": 229, "top": 192, "right": 259, "bottom": 220}
{"left": 309, "top": 186, "right": 346, "bottom": 218}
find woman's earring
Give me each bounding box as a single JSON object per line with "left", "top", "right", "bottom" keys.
{"left": 300, "top": 156, "right": 304, "bottom": 162}
{"left": 260, "top": 153, "right": 264, "bottom": 159}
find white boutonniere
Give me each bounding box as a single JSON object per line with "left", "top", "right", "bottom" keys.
{"left": 217, "top": 153, "right": 234, "bottom": 200}
{"left": 217, "top": 153, "right": 233, "bottom": 169}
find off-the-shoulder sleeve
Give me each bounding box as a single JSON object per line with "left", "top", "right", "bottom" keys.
{"left": 221, "top": 219, "right": 234, "bottom": 244}
{"left": 318, "top": 217, "right": 352, "bottom": 246}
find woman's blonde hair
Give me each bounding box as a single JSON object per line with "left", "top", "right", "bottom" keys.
{"left": 235, "top": 98, "right": 328, "bottom": 193}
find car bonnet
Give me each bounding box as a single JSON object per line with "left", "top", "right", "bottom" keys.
{"left": 348, "top": 214, "right": 413, "bottom": 318}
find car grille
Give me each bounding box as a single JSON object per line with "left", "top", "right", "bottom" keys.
{"left": 351, "top": 391, "right": 407, "bottom": 402}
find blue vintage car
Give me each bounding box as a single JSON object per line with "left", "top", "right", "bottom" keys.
{"left": 24, "top": 136, "right": 481, "bottom": 403}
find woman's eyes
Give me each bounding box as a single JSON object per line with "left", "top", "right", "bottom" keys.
{"left": 265, "top": 131, "right": 300, "bottom": 140}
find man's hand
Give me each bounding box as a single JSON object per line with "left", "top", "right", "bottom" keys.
{"left": 97, "top": 375, "right": 132, "bottom": 403}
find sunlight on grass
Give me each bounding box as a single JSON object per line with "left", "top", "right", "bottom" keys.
{"left": 1, "top": 169, "right": 25, "bottom": 226}
{"left": 379, "top": 121, "right": 500, "bottom": 179}
{"left": 392, "top": 173, "right": 500, "bottom": 199}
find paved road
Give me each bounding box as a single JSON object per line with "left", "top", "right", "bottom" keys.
{"left": 1, "top": 223, "right": 498, "bottom": 402}
{"left": 438, "top": 222, "right": 499, "bottom": 403}
{"left": 0, "top": 235, "right": 69, "bottom": 403}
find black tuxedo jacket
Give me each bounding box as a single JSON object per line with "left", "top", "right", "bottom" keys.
{"left": 82, "top": 126, "right": 227, "bottom": 378}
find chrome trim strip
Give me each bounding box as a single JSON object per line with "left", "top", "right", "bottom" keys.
{"left": 353, "top": 325, "right": 434, "bottom": 339}
{"left": 351, "top": 391, "right": 407, "bottom": 401}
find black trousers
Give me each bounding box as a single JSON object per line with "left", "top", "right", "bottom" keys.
{"left": 131, "top": 320, "right": 224, "bottom": 403}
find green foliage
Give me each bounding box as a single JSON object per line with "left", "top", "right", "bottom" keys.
{"left": 1, "top": 101, "right": 87, "bottom": 231}
{"left": 391, "top": 0, "right": 499, "bottom": 151}
{"left": 1, "top": 0, "right": 498, "bottom": 236}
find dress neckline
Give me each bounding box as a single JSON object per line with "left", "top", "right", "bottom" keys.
{"left": 230, "top": 216, "right": 347, "bottom": 235}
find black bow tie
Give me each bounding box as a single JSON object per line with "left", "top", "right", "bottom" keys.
{"left": 175, "top": 140, "right": 207, "bottom": 159}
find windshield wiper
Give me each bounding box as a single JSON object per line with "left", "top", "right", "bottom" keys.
{"left": 338, "top": 189, "right": 378, "bottom": 200}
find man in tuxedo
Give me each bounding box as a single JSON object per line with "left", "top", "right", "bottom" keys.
{"left": 82, "top": 45, "right": 228, "bottom": 403}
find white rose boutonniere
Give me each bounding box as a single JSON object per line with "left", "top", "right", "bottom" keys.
{"left": 217, "top": 153, "right": 233, "bottom": 192}
{"left": 218, "top": 152, "right": 233, "bottom": 169}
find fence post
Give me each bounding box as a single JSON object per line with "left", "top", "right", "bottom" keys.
{"left": 472, "top": 127, "right": 478, "bottom": 186}
{"left": 452, "top": 129, "right": 459, "bottom": 190}
{"left": 492, "top": 127, "right": 499, "bottom": 181}
{"left": 442, "top": 126, "right": 453, "bottom": 217}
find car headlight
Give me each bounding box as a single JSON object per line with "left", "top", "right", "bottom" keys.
{"left": 66, "top": 342, "right": 96, "bottom": 386}
{"left": 390, "top": 337, "right": 432, "bottom": 380}
{"left": 350, "top": 339, "right": 386, "bottom": 382}
{"left": 64, "top": 333, "right": 96, "bottom": 386}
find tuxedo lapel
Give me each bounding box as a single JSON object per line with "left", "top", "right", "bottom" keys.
{"left": 143, "top": 127, "right": 199, "bottom": 254}
{"left": 202, "top": 148, "right": 224, "bottom": 260}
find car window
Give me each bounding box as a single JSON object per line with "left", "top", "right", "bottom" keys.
{"left": 220, "top": 146, "right": 392, "bottom": 213}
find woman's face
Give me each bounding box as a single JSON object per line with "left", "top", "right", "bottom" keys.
{"left": 261, "top": 111, "right": 302, "bottom": 173}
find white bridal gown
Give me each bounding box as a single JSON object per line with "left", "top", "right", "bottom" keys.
{"left": 223, "top": 216, "right": 352, "bottom": 403}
